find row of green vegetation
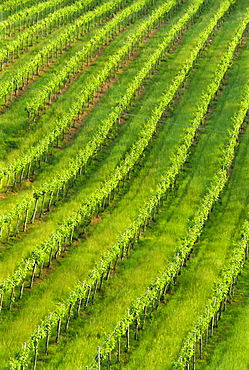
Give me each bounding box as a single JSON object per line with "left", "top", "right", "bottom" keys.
{"left": 1, "top": 0, "right": 249, "bottom": 369}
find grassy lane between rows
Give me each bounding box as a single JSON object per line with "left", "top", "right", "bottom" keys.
{"left": 0, "top": 0, "right": 210, "bottom": 277}
{"left": 0, "top": 0, "right": 241, "bottom": 366}
{"left": 0, "top": 1, "right": 76, "bottom": 50}
{"left": 2, "top": 75, "right": 233, "bottom": 370}
{"left": 34, "top": 32, "right": 249, "bottom": 370}
{"left": 0, "top": 2, "right": 216, "bottom": 362}
{"left": 117, "top": 121, "right": 249, "bottom": 367}
{"left": 196, "top": 260, "right": 249, "bottom": 370}
{"left": 0, "top": 0, "right": 82, "bottom": 47}
{"left": 0, "top": 0, "right": 177, "bottom": 193}
{"left": 119, "top": 24, "right": 249, "bottom": 370}
{"left": 0, "top": 0, "right": 138, "bottom": 156}
{"left": 0, "top": 0, "right": 240, "bottom": 318}
{"left": 0, "top": 0, "right": 189, "bottom": 279}
{"left": 185, "top": 38, "right": 249, "bottom": 369}
{"left": 4, "top": 3, "right": 248, "bottom": 367}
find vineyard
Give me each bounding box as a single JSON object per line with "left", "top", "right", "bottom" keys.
{"left": 0, "top": 0, "right": 249, "bottom": 368}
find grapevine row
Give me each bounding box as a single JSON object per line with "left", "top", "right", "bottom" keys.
{"left": 3, "top": 8, "right": 244, "bottom": 368}
{"left": 0, "top": 0, "right": 120, "bottom": 69}
{"left": 0, "top": 0, "right": 39, "bottom": 13}
{"left": 0, "top": 0, "right": 182, "bottom": 189}
{"left": 2, "top": 0, "right": 158, "bottom": 110}
{"left": 0, "top": 0, "right": 150, "bottom": 108}
{"left": 174, "top": 220, "right": 249, "bottom": 369}
{"left": 173, "top": 85, "right": 249, "bottom": 370}
{"left": 0, "top": 0, "right": 194, "bottom": 237}
{"left": 0, "top": 0, "right": 221, "bottom": 242}
{"left": 0, "top": 0, "right": 77, "bottom": 37}
{"left": 9, "top": 33, "right": 249, "bottom": 370}
{"left": 0, "top": 0, "right": 228, "bottom": 309}
{"left": 26, "top": 0, "right": 172, "bottom": 122}
{"left": 88, "top": 82, "right": 249, "bottom": 370}
{"left": 0, "top": 0, "right": 65, "bottom": 18}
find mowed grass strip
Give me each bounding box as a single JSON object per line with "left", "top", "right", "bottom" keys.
{"left": 0, "top": 0, "right": 210, "bottom": 294}
{"left": 0, "top": 0, "right": 202, "bottom": 277}
{"left": 0, "top": 0, "right": 237, "bottom": 310}
{"left": 36, "top": 37, "right": 249, "bottom": 370}
{"left": 0, "top": 0, "right": 233, "bottom": 300}
{"left": 0, "top": 0, "right": 235, "bottom": 364}
{"left": 0, "top": 0, "right": 176, "bottom": 182}
{"left": 196, "top": 258, "right": 249, "bottom": 370}
{"left": 118, "top": 16, "right": 249, "bottom": 370}
{"left": 2, "top": 1, "right": 246, "bottom": 367}
{"left": 0, "top": 0, "right": 113, "bottom": 52}
{"left": 0, "top": 0, "right": 81, "bottom": 38}
{"left": 0, "top": 0, "right": 186, "bottom": 276}
{"left": 189, "top": 39, "right": 249, "bottom": 370}
{"left": 0, "top": 1, "right": 71, "bottom": 49}
{"left": 0, "top": 0, "right": 137, "bottom": 154}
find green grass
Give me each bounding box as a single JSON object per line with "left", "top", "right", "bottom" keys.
{"left": 0, "top": 0, "right": 167, "bottom": 162}
{"left": 117, "top": 7, "right": 249, "bottom": 369}
{"left": 0, "top": 1, "right": 245, "bottom": 367}
{"left": 0, "top": 0, "right": 188, "bottom": 280}
{"left": 1, "top": 0, "right": 249, "bottom": 369}
{"left": 197, "top": 260, "right": 249, "bottom": 370}
{"left": 0, "top": 0, "right": 206, "bottom": 274}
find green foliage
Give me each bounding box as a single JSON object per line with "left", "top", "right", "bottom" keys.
{"left": 1, "top": 0, "right": 249, "bottom": 369}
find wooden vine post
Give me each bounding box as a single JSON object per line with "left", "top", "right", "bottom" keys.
{"left": 56, "top": 317, "right": 62, "bottom": 343}
{"left": 98, "top": 346, "right": 101, "bottom": 370}
{"left": 126, "top": 309, "right": 130, "bottom": 352}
